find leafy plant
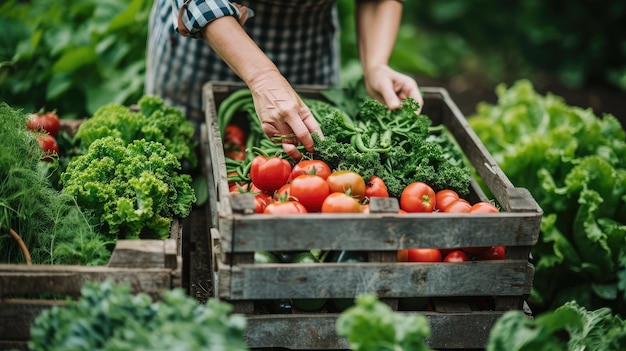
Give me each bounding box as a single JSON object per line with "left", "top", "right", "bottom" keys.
{"left": 336, "top": 294, "right": 433, "bottom": 351}
{"left": 29, "top": 279, "right": 249, "bottom": 351}
{"left": 486, "top": 301, "right": 626, "bottom": 351}
{"left": 0, "top": 102, "right": 109, "bottom": 266}
{"left": 469, "top": 79, "right": 626, "bottom": 316}
{"left": 61, "top": 136, "right": 195, "bottom": 240}
{"left": 74, "top": 95, "right": 198, "bottom": 168}
{"left": 402, "top": 0, "right": 626, "bottom": 91}
{"left": 0, "top": 0, "right": 151, "bottom": 119}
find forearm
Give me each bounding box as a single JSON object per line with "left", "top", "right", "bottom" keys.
{"left": 200, "top": 16, "right": 280, "bottom": 87}
{"left": 356, "top": 0, "right": 404, "bottom": 73}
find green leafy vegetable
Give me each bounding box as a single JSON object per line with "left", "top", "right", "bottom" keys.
{"left": 74, "top": 95, "right": 197, "bottom": 168}
{"left": 311, "top": 89, "right": 471, "bottom": 197}
{"left": 486, "top": 301, "right": 626, "bottom": 351}
{"left": 61, "top": 136, "right": 195, "bottom": 240}
{"left": 29, "top": 279, "right": 249, "bottom": 351}
{"left": 468, "top": 79, "right": 626, "bottom": 315}
{"left": 336, "top": 293, "right": 433, "bottom": 351}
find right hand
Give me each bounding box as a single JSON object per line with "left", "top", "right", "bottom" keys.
{"left": 248, "top": 70, "right": 324, "bottom": 161}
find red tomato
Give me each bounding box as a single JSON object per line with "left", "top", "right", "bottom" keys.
{"left": 407, "top": 248, "right": 442, "bottom": 262}
{"left": 250, "top": 155, "right": 292, "bottom": 193}
{"left": 400, "top": 182, "right": 436, "bottom": 213}
{"left": 443, "top": 250, "right": 470, "bottom": 262}
{"left": 37, "top": 133, "right": 59, "bottom": 159}
{"left": 289, "top": 174, "right": 330, "bottom": 212}
{"left": 224, "top": 124, "right": 246, "bottom": 146}
{"left": 470, "top": 202, "right": 500, "bottom": 213}
{"left": 321, "top": 192, "right": 363, "bottom": 213}
{"left": 229, "top": 182, "right": 262, "bottom": 194}
{"left": 435, "top": 189, "right": 459, "bottom": 211}
{"left": 326, "top": 170, "right": 366, "bottom": 200}
{"left": 27, "top": 111, "right": 60, "bottom": 136}
{"left": 255, "top": 193, "right": 272, "bottom": 214}
{"left": 364, "top": 176, "right": 389, "bottom": 199}
{"left": 263, "top": 201, "right": 308, "bottom": 214}
{"left": 361, "top": 204, "right": 370, "bottom": 213}
{"left": 442, "top": 199, "right": 471, "bottom": 213}
{"left": 478, "top": 246, "right": 506, "bottom": 260}
{"left": 273, "top": 183, "right": 291, "bottom": 201}
{"left": 224, "top": 141, "right": 246, "bottom": 160}
{"left": 290, "top": 160, "right": 332, "bottom": 181}
{"left": 397, "top": 249, "right": 408, "bottom": 262}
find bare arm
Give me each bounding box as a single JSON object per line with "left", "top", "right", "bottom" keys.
{"left": 200, "top": 15, "right": 322, "bottom": 160}
{"left": 356, "top": 0, "right": 423, "bottom": 110}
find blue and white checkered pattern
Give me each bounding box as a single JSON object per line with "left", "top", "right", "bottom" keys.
{"left": 146, "top": 0, "right": 340, "bottom": 123}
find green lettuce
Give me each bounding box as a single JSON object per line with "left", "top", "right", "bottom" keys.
{"left": 469, "top": 79, "right": 626, "bottom": 315}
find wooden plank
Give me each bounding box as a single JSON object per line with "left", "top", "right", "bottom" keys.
{"left": 0, "top": 266, "right": 172, "bottom": 298}
{"left": 108, "top": 240, "right": 167, "bottom": 268}
{"left": 223, "top": 213, "right": 540, "bottom": 253}
{"left": 0, "top": 299, "right": 65, "bottom": 342}
{"left": 218, "top": 260, "right": 533, "bottom": 300}
{"left": 243, "top": 311, "right": 503, "bottom": 350}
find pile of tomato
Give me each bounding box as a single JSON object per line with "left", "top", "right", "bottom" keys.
{"left": 228, "top": 154, "right": 506, "bottom": 262}
{"left": 26, "top": 111, "right": 61, "bottom": 161}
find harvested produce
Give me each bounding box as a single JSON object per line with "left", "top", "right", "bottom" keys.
{"left": 217, "top": 85, "right": 472, "bottom": 197}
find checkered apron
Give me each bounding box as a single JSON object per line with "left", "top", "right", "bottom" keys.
{"left": 145, "top": 0, "right": 340, "bottom": 123}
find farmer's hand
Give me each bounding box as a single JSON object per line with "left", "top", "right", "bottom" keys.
{"left": 363, "top": 64, "right": 423, "bottom": 113}
{"left": 248, "top": 70, "right": 324, "bottom": 161}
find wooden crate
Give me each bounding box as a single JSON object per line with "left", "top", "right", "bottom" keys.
{"left": 0, "top": 220, "right": 183, "bottom": 350}
{"left": 201, "top": 81, "right": 542, "bottom": 350}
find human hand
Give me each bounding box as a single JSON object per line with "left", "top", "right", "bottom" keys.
{"left": 248, "top": 71, "right": 324, "bottom": 161}
{"left": 363, "top": 64, "right": 423, "bottom": 113}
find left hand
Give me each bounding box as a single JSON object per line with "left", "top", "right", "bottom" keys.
{"left": 363, "top": 64, "right": 423, "bottom": 113}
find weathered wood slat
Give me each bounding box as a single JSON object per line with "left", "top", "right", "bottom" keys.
{"left": 0, "top": 220, "right": 183, "bottom": 345}
{"left": 0, "top": 266, "right": 173, "bottom": 298}
{"left": 0, "top": 299, "right": 66, "bottom": 342}
{"left": 223, "top": 212, "right": 540, "bottom": 253}
{"left": 244, "top": 311, "right": 503, "bottom": 350}
{"left": 217, "top": 260, "right": 533, "bottom": 300}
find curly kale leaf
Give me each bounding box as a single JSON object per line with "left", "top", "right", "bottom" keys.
{"left": 29, "top": 279, "right": 248, "bottom": 351}
{"left": 74, "top": 95, "right": 197, "bottom": 168}
{"left": 61, "top": 137, "right": 195, "bottom": 239}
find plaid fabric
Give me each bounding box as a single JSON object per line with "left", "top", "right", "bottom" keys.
{"left": 146, "top": 0, "right": 340, "bottom": 123}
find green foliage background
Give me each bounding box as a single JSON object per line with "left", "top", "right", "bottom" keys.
{"left": 2, "top": 0, "right": 625, "bottom": 119}
{"left": 0, "top": 0, "right": 151, "bottom": 119}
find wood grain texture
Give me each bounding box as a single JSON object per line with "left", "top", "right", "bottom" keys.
{"left": 244, "top": 311, "right": 503, "bottom": 350}
{"left": 217, "top": 260, "right": 533, "bottom": 300}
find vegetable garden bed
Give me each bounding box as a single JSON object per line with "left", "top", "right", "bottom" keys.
{"left": 201, "top": 81, "right": 542, "bottom": 350}
{"left": 0, "top": 220, "right": 183, "bottom": 351}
